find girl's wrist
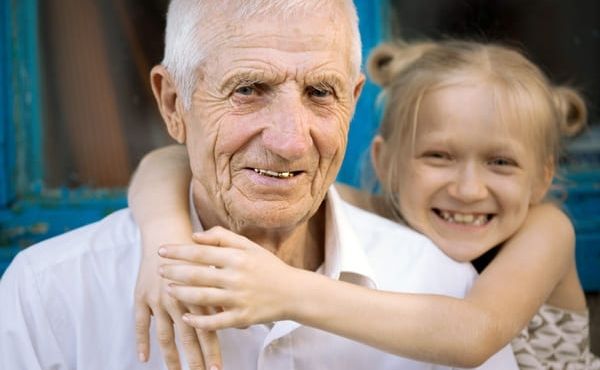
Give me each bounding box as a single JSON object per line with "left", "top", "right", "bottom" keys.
{"left": 140, "top": 226, "right": 194, "bottom": 255}
{"left": 281, "top": 267, "right": 325, "bottom": 324}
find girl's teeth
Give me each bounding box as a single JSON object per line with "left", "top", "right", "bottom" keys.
{"left": 473, "top": 217, "right": 486, "bottom": 226}
{"left": 439, "top": 210, "right": 488, "bottom": 225}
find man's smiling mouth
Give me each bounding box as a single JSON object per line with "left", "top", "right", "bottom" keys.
{"left": 252, "top": 168, "right": 298, "bottom": 179}
{"left": 433, "top": 208, "right": 493, "bottom": 226}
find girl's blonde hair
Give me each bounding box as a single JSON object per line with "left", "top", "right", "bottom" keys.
{"left": 367, "top": 40, "right": 587, "bottom": 219}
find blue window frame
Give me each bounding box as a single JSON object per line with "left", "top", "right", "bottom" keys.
{"left": 1, "top": 0, "right": 127, "bottom": 273}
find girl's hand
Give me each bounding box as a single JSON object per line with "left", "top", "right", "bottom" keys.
{"left": 135, "top": 242, "right": 222, "bottom": 370}
{"left": 158, "top": 226, "right": 302, "bottom": 331}
{"left": 128, "top": 145, "right": 222, "bottom": 369}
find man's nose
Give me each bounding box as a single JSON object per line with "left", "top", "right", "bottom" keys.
{"left": 261, "top": 94, "right": 313, "bottom": 160}
{"left": 447, "top": 164, "right": 488, "bottom": 202}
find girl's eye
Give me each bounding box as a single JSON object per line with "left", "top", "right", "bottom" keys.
{"left": 424, "top": 151, "right": 450, "bottom": 160}
{"left": 489, "top": 157, "right": 517, "bottom": 167}
{"left": 420, "top": 151, "right": 452, "bottom": 166}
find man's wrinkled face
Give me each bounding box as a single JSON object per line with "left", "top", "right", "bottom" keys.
{"left": 181, "top": 9, "right": 363, "bottom": 234}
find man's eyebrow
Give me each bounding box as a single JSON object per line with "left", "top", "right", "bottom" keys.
{"left": 219, "top": 69, "right": 276, "bottom": 93}
{"left": 218, "top": 69, "right": 349, "bottom": 94}
{"left": 305, "top": 71, "right": 348, "bottom": 92}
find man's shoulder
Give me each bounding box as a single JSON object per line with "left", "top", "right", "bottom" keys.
{"left": 0, "top": 209, "right": 147, "bottom": 369}
{"left": 6, "top": 208, "right": 139, "bottom": 277}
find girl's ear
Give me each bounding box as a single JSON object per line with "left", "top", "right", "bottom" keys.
{"left": 371, "top": 135, "right": 388, "bottom": 184}
{"left": 150, "top": 65, "right": 186, "bottom": 143}
{"left": 532, "top": 160, "right": 555, "bottom": 204}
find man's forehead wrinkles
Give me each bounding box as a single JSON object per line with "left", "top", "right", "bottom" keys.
{"left": 220, "top": 66, "right": 346, "bottom": 88}
{"left": 221, "top": 55, "right": 345, "bottom": 77}
{"left": 222, "top": 24, "right": 335, "bottom": 50}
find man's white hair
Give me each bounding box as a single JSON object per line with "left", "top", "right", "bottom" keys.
{"left": 162, "top": 0, "right": 362, "bottom": 109}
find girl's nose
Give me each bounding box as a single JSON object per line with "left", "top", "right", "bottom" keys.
{"left": 447, "top": 165, "right": 489, "bottom": 202}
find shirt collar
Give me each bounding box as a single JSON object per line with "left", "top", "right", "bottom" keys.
{"left": 189, "top": 184, "right": 376, "bottom": 289}
{"left": 322, "top": 186, "right": 377, "bottom": 289}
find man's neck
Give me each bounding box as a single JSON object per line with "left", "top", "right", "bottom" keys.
{"left": 236, "top": 204, "right": 326, "bottom": 271}
{"left": 193, "top": 194, "right": 326, "bottom": 272}
{"left": 264, "top": 204, "right": 325, "bottom": 271}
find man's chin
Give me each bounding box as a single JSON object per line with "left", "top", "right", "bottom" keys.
{"left": 226, "top": 200, "right": 318, "bottom": 232}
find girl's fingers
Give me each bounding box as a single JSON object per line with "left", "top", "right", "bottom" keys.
{"left": 192, "top": 226, "right": 254, "bottom": 251}
{"left": 196, "top": 328, "right": 222, "bottom": 370}
{"left": 158, "top": 244, "right": 232, "bottom": 266}
{"left": 159, "top": 264, "right": 227, "bottom": 287}
{"left": 167, "top": 285, "right": 234, "bottom": 307}
{"left": 189, "top": 306, "right": 223, "bottom": 370}
{"left": 183, "top": 310, "right": 245, "bottom": 331}
{"left": 134, "top": 301, "right": 151, "bottom": 362}
{"left": 171, "top": 309, "right": 206, "bottom": 370}
{"left": 155, "top": 309, "right": 182, "bottom": 370}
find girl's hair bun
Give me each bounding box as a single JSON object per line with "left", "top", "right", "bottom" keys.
{"left": 367, "top": 41, "right": 436, "bottom": 88}
{"left": 553, "top": 86, "right": 587, "bottom": 137}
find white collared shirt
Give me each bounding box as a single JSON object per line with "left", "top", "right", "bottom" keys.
{"left": 0, "top": 187, "right": 517, "bottom": 370}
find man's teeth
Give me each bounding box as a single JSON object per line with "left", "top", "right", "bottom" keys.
{"left": 253, "top": 168, "right": 295, "bottom": 178}
{"left": 439, "top": 210, "right": 488, "bottom": 226}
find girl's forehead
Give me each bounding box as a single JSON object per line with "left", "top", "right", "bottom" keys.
{"left": 420, "top": 78, "right": 546, "bottom": 134}
{"left": 410, "top": 81, "right": 546, "bottom": 157}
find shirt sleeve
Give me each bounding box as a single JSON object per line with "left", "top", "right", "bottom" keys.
{"left": 0, "top": 253, "right": 68, "bottom": 369}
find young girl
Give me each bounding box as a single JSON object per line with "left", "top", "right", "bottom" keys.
{"left": 129, "top": 40, "right": 599, "bottom": 369}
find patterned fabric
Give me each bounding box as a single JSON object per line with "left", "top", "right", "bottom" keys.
{"left": 512, "top": 304, "right": 600, "bottom": 369}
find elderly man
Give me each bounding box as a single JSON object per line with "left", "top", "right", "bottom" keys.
{"left": 0, "top": 1, "right": 518, "bottom": 369}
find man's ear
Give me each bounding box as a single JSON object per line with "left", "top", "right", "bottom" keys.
{"left": 532, "top": 160, "right": 555, "bottom": 204}
{"left": 150, "top": 65, "right": 186, "bottom": 143}
{"left": 353, "top": 73, "right": 366, "bottom": 102}
{"left": 371, "top": 135, "right": 387, "bottom": 184}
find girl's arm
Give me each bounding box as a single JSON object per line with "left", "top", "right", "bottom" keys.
{"left": 128, "top": 145, "right": 222, "bottom": 370}
{"left": 160, "top": 202, "right": 579, "bottom": 368}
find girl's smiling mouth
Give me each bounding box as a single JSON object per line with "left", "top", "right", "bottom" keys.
{"left": 432, "top": 208, "right": 493, "bottom": 226}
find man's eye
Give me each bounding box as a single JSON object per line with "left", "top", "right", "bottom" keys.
{"left": 234, "top": 85, "right": 256, "bottom": 96}
{"left": 307, "top": 86, "right": 333, "bottom": 99}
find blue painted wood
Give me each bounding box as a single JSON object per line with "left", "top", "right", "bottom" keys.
{"left": 0, "top": 191, "right": 126, "bottom": 247}
{"left": 575, "top": 233, "right": 600, "bottom": 291}
{"left": 561, "top": 169, "right": 600, "bottom": 291}
{"left": 11, "top": 0, "right": 44, "bottom": 193}
{"left": 338, "top": 0, "right": 385, "bottom": 187}
{"left": 0, "top": 0, "right": 129, "bottom": 278}
{"left": 0, "top": 0, "right": 14, "bottom": 207}
{"left": 0, "top": 189, "right": 127, "bottom": 278}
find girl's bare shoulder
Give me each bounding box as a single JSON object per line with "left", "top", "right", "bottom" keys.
{"left": 334, "top": 183, "right": 375, "bottom": 213}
